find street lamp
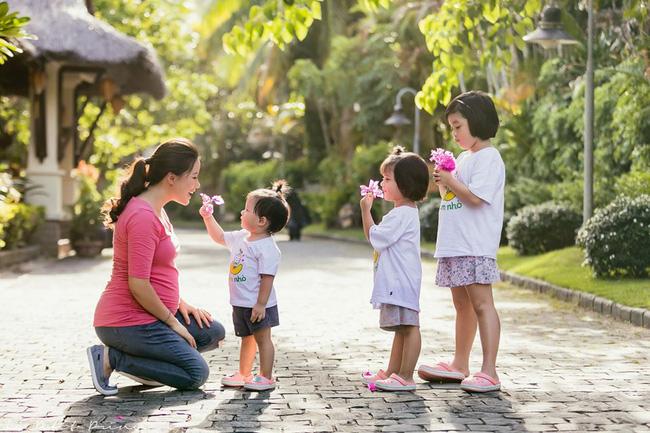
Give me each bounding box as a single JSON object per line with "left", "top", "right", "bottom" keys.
{"left": 384, "top": 87, "right": 421, "bottom": 155}
{"left": 524, "top": 1, "right": 594, "bottom": 223}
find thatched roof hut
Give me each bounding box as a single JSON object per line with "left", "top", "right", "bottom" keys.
{"left": 1, "top": 0, "right": 166, "bottom": 99}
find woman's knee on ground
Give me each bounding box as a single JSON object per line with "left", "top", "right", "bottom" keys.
{"left": 196, "top": 320, "right": 226, "bottom": 353}
{"left": 178, "top": 357, "right": 210, "bottom": 390}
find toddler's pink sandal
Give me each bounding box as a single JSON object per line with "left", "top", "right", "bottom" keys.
{"left": 417, "top": 362, "right": 466, "bottom": 382}
{"left": 361, "top": 369, "right": 388, "bottom": 385}
{"left": 375, "top": 373, "right": 416, "bottom": 392}
{"left": 460, "top": 372, "right": 501, "bottom": 393}
{"left": 221, "top": 372, "right": 253, "bottom": 387}
{"left": 243, "top": 374, "right": 276, "bottom": 391}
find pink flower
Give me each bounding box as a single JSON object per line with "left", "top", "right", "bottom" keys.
{"left": 360, "top": 179, "right": 384, "bottom": 198}
{"left": 429, "top": 148, "right": 456, "bottom": 171}
{"left": 367, "top": 383, "right": 377, "bottom": 392}
{"left": 200, "top": 193, "right": 225, "bottom": 206}
{"left": 199, "top": 193, "right": 224, "bottom": 216}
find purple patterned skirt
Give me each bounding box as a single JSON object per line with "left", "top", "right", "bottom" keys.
{"left": 435, "top": 256, "right": 500, "bottom": 288}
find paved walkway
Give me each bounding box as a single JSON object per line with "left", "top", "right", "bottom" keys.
{"left": 0, "top": 229, "right": 649, "bottom": 432}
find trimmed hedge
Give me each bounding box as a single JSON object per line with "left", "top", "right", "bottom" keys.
{"left": 577, "top": 194, "right": 650, "bottom": 278}
{"left": 506, "top": 201, "right": 582, "bottom": 255}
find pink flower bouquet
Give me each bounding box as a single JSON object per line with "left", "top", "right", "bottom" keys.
{"left": 429, "top": 148, "right": 456, "bottom": 171}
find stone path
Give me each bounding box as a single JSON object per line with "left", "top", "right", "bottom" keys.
{"left": 0, "top": 229, "right": 648, "bottom": 432}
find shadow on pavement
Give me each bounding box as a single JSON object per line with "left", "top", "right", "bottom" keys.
{"left": 445, "top": 392, "right": 529, "bottom": 432}
{"left": 58, "top": 386, "right": 212, "bottom": 432}
{"left": 176, "top": 390, "right": 272, "bottom": 432}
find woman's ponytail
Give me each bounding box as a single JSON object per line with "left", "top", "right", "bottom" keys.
{"left": 102, "top": 158, "right": 148, "bottom": 227}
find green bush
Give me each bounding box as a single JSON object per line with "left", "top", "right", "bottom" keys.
{"left": 221, "top": 159, "right": 280, "bottom": 214}
{"left": 576, "top": 195, "right": 650, "bottom": 278}
{"left": 506, "top": 201, "right": 582, "bottom": 256}
{"left": 615, "top": 170, "right": 650, "bottom": 198}
{"left": 0, "top": 202, "right": 44, "bottom": 250}
{"left": 310, "top": 142, "right": 391, "bottom": 227}
{"left": 419, "top": 196, "right": 440, "bottom": 242}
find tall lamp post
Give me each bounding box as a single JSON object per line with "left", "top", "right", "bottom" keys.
{"left": 384, "top": 87, "right": 421, "bottom": 155}
{"left": 524, "top": 1, "right": 594, "bottom": 223}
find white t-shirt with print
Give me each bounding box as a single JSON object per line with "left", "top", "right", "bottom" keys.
{"left": 434, "top": 146, "right": 505, "bottom": 259}
{"left": 368, "top": 206, "right": 422, "bottom": 312}
{"left": 223, "top": 229, "right": 280, "bottom": 308}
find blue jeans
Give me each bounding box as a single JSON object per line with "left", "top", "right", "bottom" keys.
{"left": 95, "top": 312, "right": 225, "bottom": 390}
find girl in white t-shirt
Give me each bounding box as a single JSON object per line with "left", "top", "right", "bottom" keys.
{"left": 418, "top": 91, "right": 505, "bottom": 393}
{"left": 200, "top": 180, "right": 290, "bottom": 392}
{"left": 360, "top": 146, "right": 430, "bottom": 391}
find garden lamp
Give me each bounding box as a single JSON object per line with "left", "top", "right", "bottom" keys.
{"left": 524, "top": 1, "right": 594, "bottom": 223}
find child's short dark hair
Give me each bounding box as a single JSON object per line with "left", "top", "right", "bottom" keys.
{"left": 248, "top": 180, "right": 291, "bottom": 234}
{"left": 380, "top": 146, "right": 430, "bottom": 202}
{"left": 445, "top": 90, "right": 499, "bottom": 140}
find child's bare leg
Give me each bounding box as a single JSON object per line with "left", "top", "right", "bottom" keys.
{"left": 239, "top": 335, "right": 257, "bottom": 376}
{"left": 466, "top": 284, "right": 500, "bottom": 380}
{"left": 386, "top": 331, "right": 404, "bottom": 376}
{"left": 253, "top": 327, "right": 274, "bottom": 379}
{"left": 450, "top": 286, "right": 477, "bottom": 376}
{"left": 397, "top": 325, "right": 421, "bottom": 382}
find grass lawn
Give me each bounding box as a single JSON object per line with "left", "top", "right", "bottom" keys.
{"left": 497, "top": 246, "right": 650, "bottom": 309}
{"left": 304, "top": 224, "right": 650, "bottom": 309}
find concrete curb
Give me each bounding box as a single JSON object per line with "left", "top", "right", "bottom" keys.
{"left": 500, "top": 271, "right": 650, "bottom": 330}
{"left": 0, "top": 245, "right": 40, "bottom": 269}
{"left": 305, "top": 233, "right": 650, "bottom": 330}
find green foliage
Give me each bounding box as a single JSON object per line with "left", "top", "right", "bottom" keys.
{"left": 0, "top": 172, "right": 43, "bottom": 250}
{"left": 311, "top": 141, "right": 390, "bottom": 227}
{"left": 506, "top": 201, "right": 582, "bottom": 255}
{"left": 70, "top": 163, "right": 105, "bottom": 243}
{"left": 220, "top": 159, "right": 280, "bottom": 214}
{"left": 576, "top": 195, "right": 650, "bottom": 278}
{"left": 288, "top": 32, "right": 403, "bottom": 148}
{"left": 222, "top": 0, "right": 322, "bottom": 55}
{"left": 417, "top": 0, "right": 540, "bottom": 112}
{"left": 83, "top": 0, "right": 218, "bottom": 177}
{"left": 0, "top": 202, "right": 43, "bottom": 250}
{"left": 615, "top": 170, "right": 650, "bottom": 198}
{"left": 0, "top": 1, "right": 33, "bottom": 64}
{"left": 0, "top": 96, "right": 30, "bottom": 170}
{"left": 419, "top": 196, "right": 440, "bottom": 242}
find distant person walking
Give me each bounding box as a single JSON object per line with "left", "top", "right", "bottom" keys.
{"left": 87, "top": 138, "right": 225, "bottom": 396}
{"left": 286, "top": 189, "right": 310, "bottom": 241}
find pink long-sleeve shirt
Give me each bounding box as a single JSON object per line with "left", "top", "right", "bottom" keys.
{"left": 93, "top": 197, "right": 180, "bottom": 327}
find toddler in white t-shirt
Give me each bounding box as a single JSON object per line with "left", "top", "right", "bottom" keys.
{"left": 359, "top": 146, "right": 430, "bottom": 391}
{"left": 200, "top": 180, "right": 290, "bottom": 392}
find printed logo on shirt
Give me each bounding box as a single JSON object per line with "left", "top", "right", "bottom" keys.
{"left": 443, "top": 190, "right": 456, "bottom": 201}
{"left": 441, "top": 198, "right": 463, "bottom": 211}
{"left": 230, "top": 249, "right": 245, "bottom": 276}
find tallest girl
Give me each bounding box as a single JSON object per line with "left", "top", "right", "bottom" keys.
{"left": 419, "top": 91, "right": 505, "bottom": 393}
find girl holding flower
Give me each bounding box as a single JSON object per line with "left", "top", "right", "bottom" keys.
{"left": 200, "top": 180, "right": 290, "bottom": 391}
{"left": 359, "top": 146, "right": 430, "bottom": 391}
{"left": 418, "top": 91, "right": 505, "bottom": 393}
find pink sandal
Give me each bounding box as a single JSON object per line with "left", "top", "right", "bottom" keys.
{"left": 460, "top": 372, "right": 501, "bottom": 392}
{"left": 361, "top": 369, "right": 388, "bottom": 385}
{"left": 375, "top": 373, "right": 416, "bottom": 392}
{"left": 417, "top": 362, "right": 467, "bottom": 382}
